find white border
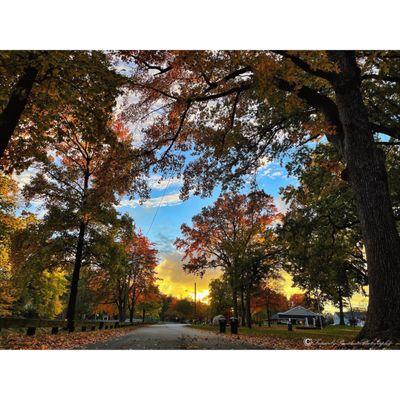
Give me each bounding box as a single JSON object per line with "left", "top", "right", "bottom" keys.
{"left": 0, "top": 350, "right": 398, "bottom": 399}
{"left": 1, "top": 0, "right": 399, "bottom": 49}
{"left": 1, "top": 1, "right": 399, "bottom": 398}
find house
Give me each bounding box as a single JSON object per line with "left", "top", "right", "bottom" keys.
{"left": 333, "top": 311, "right": 366, "bottom": 327}
{"left": 269, "top": 306, "right": 322, "bottom": 326}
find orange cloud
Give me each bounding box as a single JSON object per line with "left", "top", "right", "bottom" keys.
{"left": 155, "top": 252, "right": 221, "bottom": 303}
{"left": 155, "top": 253, "right": 368, "bottom": 312}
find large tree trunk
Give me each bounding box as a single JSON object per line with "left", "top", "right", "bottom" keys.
{"left": 0, "top": 65, "right": 38, "bottom": 159}
{"left": 332, "top": 51, "right": 400, "bottom": 340}
{"left": 66, "top": 221, "right": 86, "bottom": 332}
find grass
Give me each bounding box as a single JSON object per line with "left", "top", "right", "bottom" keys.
{"left": 191, "top": 324, "right": 362, "bottom": 341}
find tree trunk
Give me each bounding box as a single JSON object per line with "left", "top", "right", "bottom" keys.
{"left": 66, "top": 221, "right": 86, "bottom": 332}
{"left": 240, "top": 288, "right": 246, "bottom": 326}
{"left": 118, "top": 303, "right": 127, "bottom": 322}
{"left": 0, "top": 65, "right": 38, "bottom": 159}
{"left": 338, "top": 293, "right": 345, "bottom": 326}
{"left": 232, "top": 287, "right": 238, "bottom": 319}
{"left": 66, "top": 165, "right": 90, "bottom": 332}
{"left": 129, "top": 297, "right": 136, "bottom": 323}
{"left": 142, "top": 308, "right": 146, "bottom": 323}
{"left": 245, "top": 288, "right": 252, "bottom": 329}
{"left": 332, "top": 51, "right": 400, "bottom": 340}
{"left": 266, "top": 298, "right": 271, "bottom": 327}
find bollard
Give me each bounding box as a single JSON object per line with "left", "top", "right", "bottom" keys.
{"left": 219, "top": 318, "right": 227, "bottom": 333}
{"left": 51, "top": 327, "right": 59, "bottom": 335}
{"left": 230, "top": 317, "right": 239, "bottom": 334}
{"left": 27, "top": 327, "right": 36, "bottom": 336}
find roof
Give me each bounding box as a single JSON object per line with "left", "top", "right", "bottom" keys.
{"left": 278, "top": 306, "right": 321, "bottom": 317}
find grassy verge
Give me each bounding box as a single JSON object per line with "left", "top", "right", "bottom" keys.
{"left": 191, "top": 324, "right": 361, "bottom": 342}
{"left": 0, "top": 324, "right": 141, "bottom": 350}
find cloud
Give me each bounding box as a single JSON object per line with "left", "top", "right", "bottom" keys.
{"left": 147, "top": 174, "right": 183, "bottom": 190}
{"left": 117, "top": 192, "right": 183, "bottom": 209}
{"left": 155, "top": 251, "right": 221, "bottom": 301}
{"left": 259, "top": 161, "right": 287, "bottom": 179}
{"left": 154, "top": 232, "right": 177, "bottom": 254}
{"left": 274, "top": 195, "right": 290, "bottom": 214}
{"left": 12, "top": 168, "right": 37, "bottom": 190}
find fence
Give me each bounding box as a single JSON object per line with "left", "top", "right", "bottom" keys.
{"left": 0, "top": 317, "right": 137, "bottom": 336}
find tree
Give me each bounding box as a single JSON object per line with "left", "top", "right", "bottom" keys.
{"left": 126, "top": 232, "right": 158, "bottom": 322}
{"left": 0, "top": 173, "right": 19, "bottom": 315}
{"left": 253, "top": 281, "right": 289, "bottom": 326}
{"left": 125, "top": 50, "right": 400, "bottom": 339}
{"left": 12, "top": 267, "right": 67, "bottom": 319}
{"left": 280, "top": 143, "right": 369, "bottom": 325}
{"left": 91, "top": 214, "right": 135, "bottom": 321}
{"left": 175, "top": 190, "right": 279, "bottom": 327}
{"left": 158, "top": 294, "right": 174, "bottom": 321}
{"left": 209, "top": 277, "right": 233, "bottom": 317}
{"left": 0, "top": 51, "right": 125, "bottom": 163}
{"left": 289, "top": 294, "right": 306, "bottom": 308}
{"left": 94, "top": 216, "right": 158, "bottom": 322}
{"left": 136, "top": 284, "right": 161, "bottom": 323}
{"left": 22, "top": 112, "right": 138, "bottom": 331}
{"left": 166, "top": 298, "right": 194, "bottom": 322}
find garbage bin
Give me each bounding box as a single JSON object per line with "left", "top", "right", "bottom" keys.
{"left": 230, "top": 317, "right": 239, "bottom": 334}
{"left": 219, "top": 317, "right": 227, "bottom": 333}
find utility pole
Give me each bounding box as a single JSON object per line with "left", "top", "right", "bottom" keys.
{"left": 194, "top": 282, "right": 197, "bottom": 322}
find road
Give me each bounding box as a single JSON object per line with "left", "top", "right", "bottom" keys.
{"left": 85, "top": 323, "right": 261, "bottom": 350}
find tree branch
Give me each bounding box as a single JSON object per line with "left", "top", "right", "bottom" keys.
{"left": 273, "top": 51, "right": 338, "bottom": 82}
{"left": 203, "top": 66, "right": 252, "bottom": 93}
{"left": 371, "top": 122, "right": 400, "bottom": 140}
{"left": 362, "top": 74, "right": 400, "bottom": 84}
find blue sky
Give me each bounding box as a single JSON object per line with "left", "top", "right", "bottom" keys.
{"left": 114, "top": 159, "right": 299, "bottom": 300}
{"left": 118, "top": 160, "right": 296, "bottom": 252}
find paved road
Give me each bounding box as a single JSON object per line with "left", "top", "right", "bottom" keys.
{"left": 85, "top": 323, "right": 261, "bottom": 350}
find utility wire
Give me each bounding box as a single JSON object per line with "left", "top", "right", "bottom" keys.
{"left": 145, "top": 174, "right": 173, "bottom": 236}
{"left": 145, "top": 149, "right": 183, "bottom": 236}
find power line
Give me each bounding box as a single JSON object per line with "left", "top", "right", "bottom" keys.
{"left": 145, "top": 149, "right": 183, "bottom": 236}
{"left": 145, "top": 174, "right": 173, "bottom": 236}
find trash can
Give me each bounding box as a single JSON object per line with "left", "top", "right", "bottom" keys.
{"left": 230, "top": 317, "right": 239, "bottom": 334}
{"left": 288, "top": 319, "right": 293, "bottom": 331}
{"left": 219, "top": 317, "right": 227, "bottom": 333}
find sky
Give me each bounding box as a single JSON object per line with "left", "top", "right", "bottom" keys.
{"left": 14, "top": 142, "right": 368, "bottom": 314}
{"left": 11, "top": 56, "right": 369, "bottom": 315}
{"left": 115, "top": 159, "right": 300, "bottom": 303}
{"left": 113, "top": 155, "right": 369, "bottom": 313}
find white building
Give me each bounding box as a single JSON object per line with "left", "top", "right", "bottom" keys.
{"left": 333, "top": 311, "right": 366, "bottom": 327}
